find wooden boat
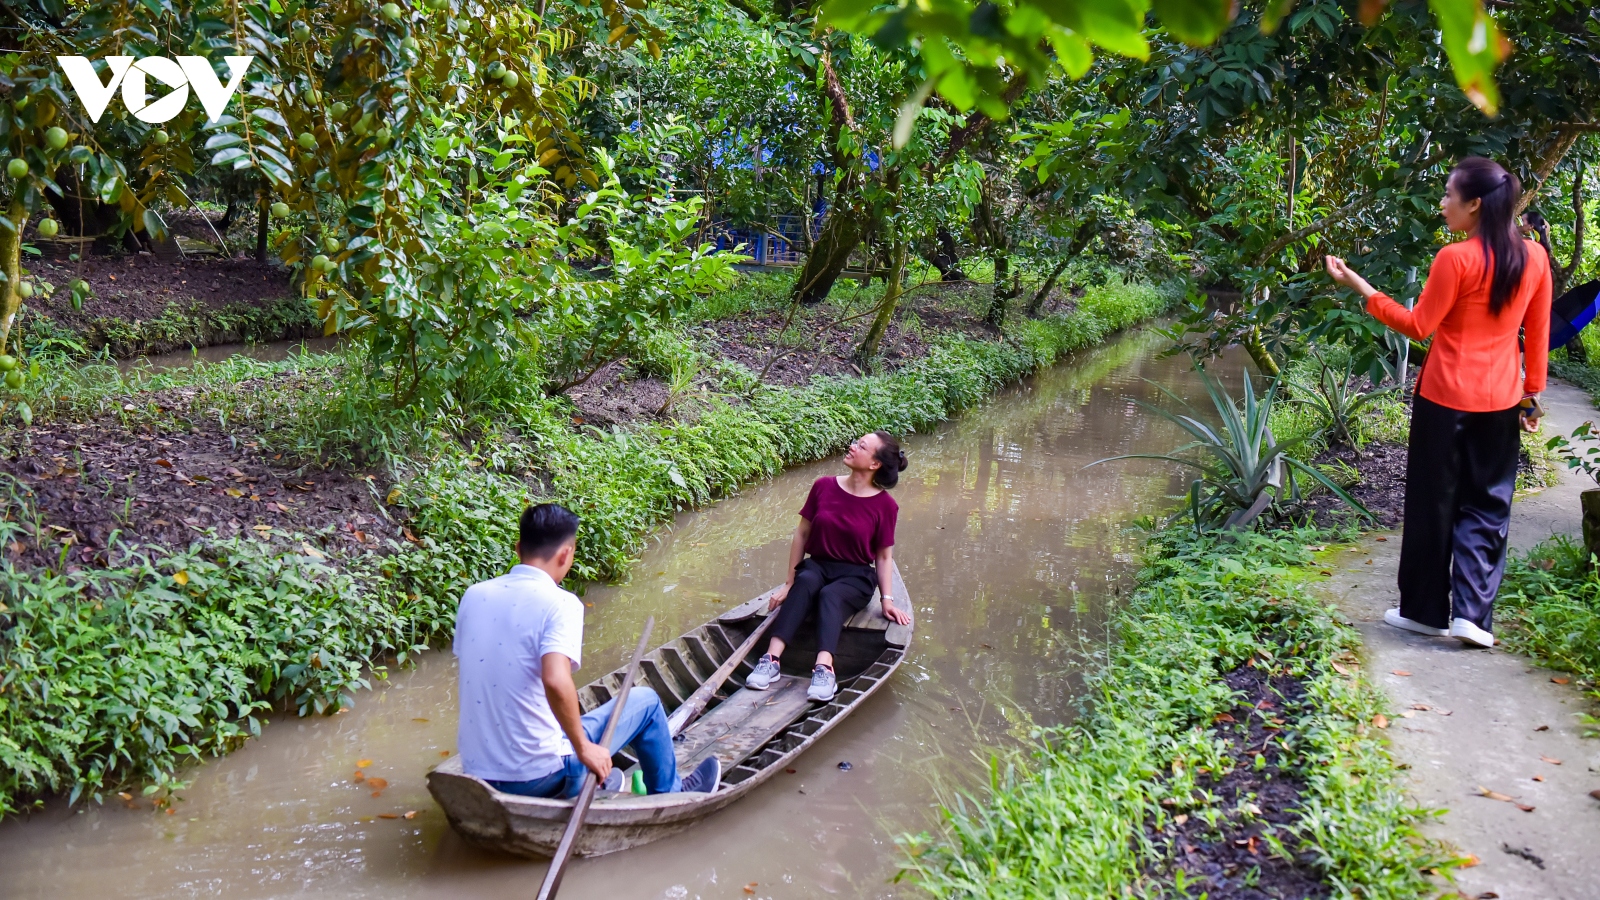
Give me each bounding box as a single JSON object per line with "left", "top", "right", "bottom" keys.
{"left": 427, "top": 565, "right": 912, "bottom": 858}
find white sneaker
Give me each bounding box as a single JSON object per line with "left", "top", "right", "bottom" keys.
{"left": 1450, "top": 618, "right": 1495, "bottom": 648}
{"left": 1383, "top": 608, "right": 1448, "bottom": 637}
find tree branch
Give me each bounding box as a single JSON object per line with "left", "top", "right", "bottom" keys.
{"left": 937, "top": 74, "right": 1029, "bottom": 167}
{"left": 1518, "top": 125, "right": 1581, "bottom": 216}
{"left": 723, "top": 0, "right": 764, "bottom": 19}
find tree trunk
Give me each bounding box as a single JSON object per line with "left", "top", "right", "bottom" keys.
{"left": 256, "top": 193, "right": 270, "bottom": 261}
{"left": 791, "top": 197, "right": 870, "bottom": 305}
{"left": 924, "top": 226, "right": 964, "bottom": 281}
{"left": 856, "top": 242, "right": 907, "bottom": 364}
{"left": 0, "top": 201, "right": 26, "bottom": 355}
{"left": 1243, "top": 326, "right": 1280, "bottom": 377}
{"left": 1556, "top": 159, "right": 1585, "bottom": 297}
{"left": 985, "top": 253, "right": 1013, "bottom": 329}
{"left": 1027, "top": 257, "right": 1072, "bottom": 318}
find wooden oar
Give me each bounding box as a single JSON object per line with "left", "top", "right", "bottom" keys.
{"left": 535, "top": 616, "right": 655, "bottom": 900}
{"left": 666, "top": 597, "right": 779, "bottom": 737}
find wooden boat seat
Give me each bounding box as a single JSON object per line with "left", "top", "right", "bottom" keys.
{"left": 671, "top": 675, "right": 813, "bottom": 772}
{"left": 843, "top": 591, "right": 889, "bottom": 631}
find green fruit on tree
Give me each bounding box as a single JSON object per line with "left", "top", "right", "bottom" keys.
{"left": 4, "top": 370, "right": 23, "bottom": 390}
{"left": 323, "top": 236, "right": 341, "bottom": 253}
{"left": 402, "top": 36, "right": 421, "bottom": 53}
{"left": 298, "top": 132, "right": 317, "bottom": 150}
{"left": 45, "top": 126, "right": 68, "bottom": 150}
{"left": 312, "top": 254, "right": 331, "bottom": 272}
{"left": 0, "top": 355, "right": 16, "bottom": 372}
{"left": 17, "top": 281, "right": 34, "bottom": 299}
{"left": 330, "top": 101, "right": 349, "bottom": 119}
{"left": 6, "top": 158, "right": 27, "bottom": 179}
{"left": 374, "top": 126, "right": 392, "bottom": 147}
{"left": 271, "top": 201, "right": 291, "bottom": 219}
{"left": 354, "top": 112, "right": 375, "bottom": 136}
{"left": 501, "top": 71, "right": 519, "bottom": 89}
{"left": 487, "top": 61, "right": 507, "bottom": 79}
{"left": 151, "top": 129, "right": 169, "bottom": 145}
{"left": 308, "top": 89, "right": 323, "bottom": 104}
{"left": 428, "top": 0, "right": 448, "bottom": 9}
{"left": 36, "top": 218, "right": 59, "bottom": 238}
{"left": 381, "top": 2, "right": 402, "bottom": 21}
{"left": 293, "top": 22, "right": 312, "bottom": 41}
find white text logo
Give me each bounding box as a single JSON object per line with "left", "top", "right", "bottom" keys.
{"left": 56, "top": 56, "right": 254, "bottom": 124}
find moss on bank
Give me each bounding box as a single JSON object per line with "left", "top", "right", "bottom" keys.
{"left": 903, "top": 529, "right": 1451, "bottom": 899}
{"left": 0, "top": 279, "right": 1175, "bottom": 815}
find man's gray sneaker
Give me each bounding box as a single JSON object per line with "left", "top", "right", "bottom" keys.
{"left": 745, "top": 654, "right": 781, "bottom": 690}
{"left": 807, "top": 664, "right": 837, "bottom": 702}
{"left": 679, "top": 755, "right": 721, "bottom": 793}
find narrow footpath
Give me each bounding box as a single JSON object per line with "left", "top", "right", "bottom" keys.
{"left": 1317, "top": 380, "right": 1600, "bottom": 900}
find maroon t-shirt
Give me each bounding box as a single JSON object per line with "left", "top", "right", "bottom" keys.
{"left": 799, "top": 476, "right": 897, "bottom": 565}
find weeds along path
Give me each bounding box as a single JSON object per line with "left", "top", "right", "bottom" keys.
{"left": 1315, "top": 379, "right": 1600, "bottom": 900}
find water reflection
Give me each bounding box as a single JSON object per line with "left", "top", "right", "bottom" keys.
{"left": 0, "top": 330, "right": 1229, "bottom": 899}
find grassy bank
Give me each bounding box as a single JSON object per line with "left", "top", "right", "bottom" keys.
{"left": 903, "top": 528, "right": 1450, "bottom": 898}
{"left": 19, "top": 295, "right": 321, "bottom": 360}
{"left": 0, "top": 277, "right": 1175, "bottom": 815}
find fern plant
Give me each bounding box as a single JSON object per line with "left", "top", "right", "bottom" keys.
{"left": 1091, "top": 364, "right": 1372, "bottom": 532}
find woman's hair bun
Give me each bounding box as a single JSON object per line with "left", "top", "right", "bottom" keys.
{"left": 869, "top": 430, "right": 907, "bottom": 489}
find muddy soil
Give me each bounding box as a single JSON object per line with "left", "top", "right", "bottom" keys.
{"left": 1303, "top": 440, "right": 1408, "bottom": 528}
{"left": 0, "top": 417, "right": 387, "bottom": 573}
{"left": 27, "top": 254, "right": 297, "bottom": 328}
{"left": 1145, "top": 661, "right": 1331, "bottom": 900}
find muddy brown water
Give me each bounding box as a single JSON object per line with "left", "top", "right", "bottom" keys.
{"left": 0, "top": 330, "right": 1232, "bottom": 899}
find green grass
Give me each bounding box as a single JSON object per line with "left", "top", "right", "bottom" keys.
{"left": 18, "top": 295, "right": 321, "bottom": 360}
{"left": 0, "top": 278, "right": 1177, "bottom": 815}
{"left": 902, "top": 528, "right": 1450, "bottom": 898}
{"left": 1497, "top": 538, "right": 1600, "bottom": 719}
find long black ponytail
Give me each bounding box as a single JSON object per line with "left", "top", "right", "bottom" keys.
{"left": 1450, "top": 156, "right": 1526, "bottom": 315}
{"left": 1522, "top": 208, "right": 1554, "bottom": 259}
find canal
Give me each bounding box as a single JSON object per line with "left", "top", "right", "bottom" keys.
{"left": 0, "top": 328, "right": 1224, "bottom": 899}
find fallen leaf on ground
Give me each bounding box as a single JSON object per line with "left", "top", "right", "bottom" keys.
{"left": 118, "top": 792, "right": 133, "bottom": 802}
{"left": 440, "top": 750, "right": 451, "bottom": 757}
{"left": 371, "top": 791, "right": 383, "bottom": 798}
{"left": 744, "top": 883, "right": 758, "bottom": 894}
{"left": 366, "top": 777, "right": 388, "bottom": 790}
{"left": 412, "top": 717, "right": 428, "bottom": 723}
{"left": 1375, "top": 536, "right": 1388, "bottom": 541}
{"left": 1589, "top": 789, "right": 1600, "bottom": 801}
{"left": 1516, "top": 803, "right": 1536, "bottom": 812}
{"left": 1535, "top": 725, "right": 1549, "bottom": 732}
{"left": 1174, "top": 814, "right": 1189, "bottom": 825}
{"left": 1319, "top": 570, "right": 1332, "bottom": 576}
{"left": 1213, "top": 712, "right": 1236, "bottom": 724}
{"left": 1532, "top": 774, "right": 1546, "bottom": 782}
{"left": 357, "top": 759, "right": 373, "bottom": 768}
{"left": 1476, "top": 786, "right": 1515, "bottom": 802}
{"left": 1540, "top": 756, "right": 1562, "bottom": 765}
{"left": 1551, "top": 676, "right": 1570, "bottom": 685}
{"left": 1331, "top": 661, "right": 1349, "bottom": 675}
{"left": 378, "top": 813, "right": 398, "bottom": 819}
{"left": 1400, "top": 710, "right": 1416, "bottom": 718}
{"left": 404, "top": 810, "right": 418, "bottom": 819}
{"left": 353, "top": 771, "right": 364, "bottom": 782}
{"left": 1410, "top": 703, "right": 1430, "bottom": 710}
{"left": 1392, "top": 670, "right": 1411, "bottom": 676}
{"left": 1459, "top": 853, "right": 1481, "bottom": 867}
{"left": 172, "top": 570, "right": 189, "bottom": 586}
{"left": 1373, "top": 714, "right": 1389, "bottom": 729}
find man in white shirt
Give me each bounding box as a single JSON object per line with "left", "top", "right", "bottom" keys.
{"left": 453, "top": 503, "right": 720, "bottom": 798}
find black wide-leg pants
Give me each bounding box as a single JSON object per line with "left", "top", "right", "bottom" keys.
{"left": 770, "top": 556, "right": 876, "bottom": 656}
{"left": 1397, "top": 394, "right": 1522, "bottom": 631}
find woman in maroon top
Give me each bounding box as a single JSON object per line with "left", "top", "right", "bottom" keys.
{"left": 744, "top": 431, "right": 910, "bottom": 702}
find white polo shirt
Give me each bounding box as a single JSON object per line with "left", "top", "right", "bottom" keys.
{"left": 453, "top": 564, "right": 584, "bottom": 782}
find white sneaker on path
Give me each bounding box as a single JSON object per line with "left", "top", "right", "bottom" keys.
{"left": 1449, "top": 617, "right": 1495, "bottom": 648}
{"left": 1383, "top": 608, "right": 1448, "bottom": 637}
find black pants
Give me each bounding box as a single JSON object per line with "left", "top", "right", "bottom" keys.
{"left": 770, "top": 557, "right": 876, "bottom": 657}
{"left": 1398, "top": 394, "right": 1521, "bottom": 630}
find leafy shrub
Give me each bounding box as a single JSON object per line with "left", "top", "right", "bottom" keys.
{"left": 903, "top": 529, "right": 1448, "bottom": 897}
{"left": 1499, "top": 537, "right": 1600, "bottom": 711}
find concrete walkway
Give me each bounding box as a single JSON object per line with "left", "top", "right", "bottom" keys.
{"left": 1316, "top": 380, "right": 1600, "bottom": 900}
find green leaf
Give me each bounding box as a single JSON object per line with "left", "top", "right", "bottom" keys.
{"left": 1429, "top": 0, "right": 1506, "bottom": 115}
{"left": 1152, "top": 0, "right": 1235, "bottom": 45}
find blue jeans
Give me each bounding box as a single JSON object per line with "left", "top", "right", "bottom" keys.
{"left": 487, "top": 687, "right": 683, "bottom": 798}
